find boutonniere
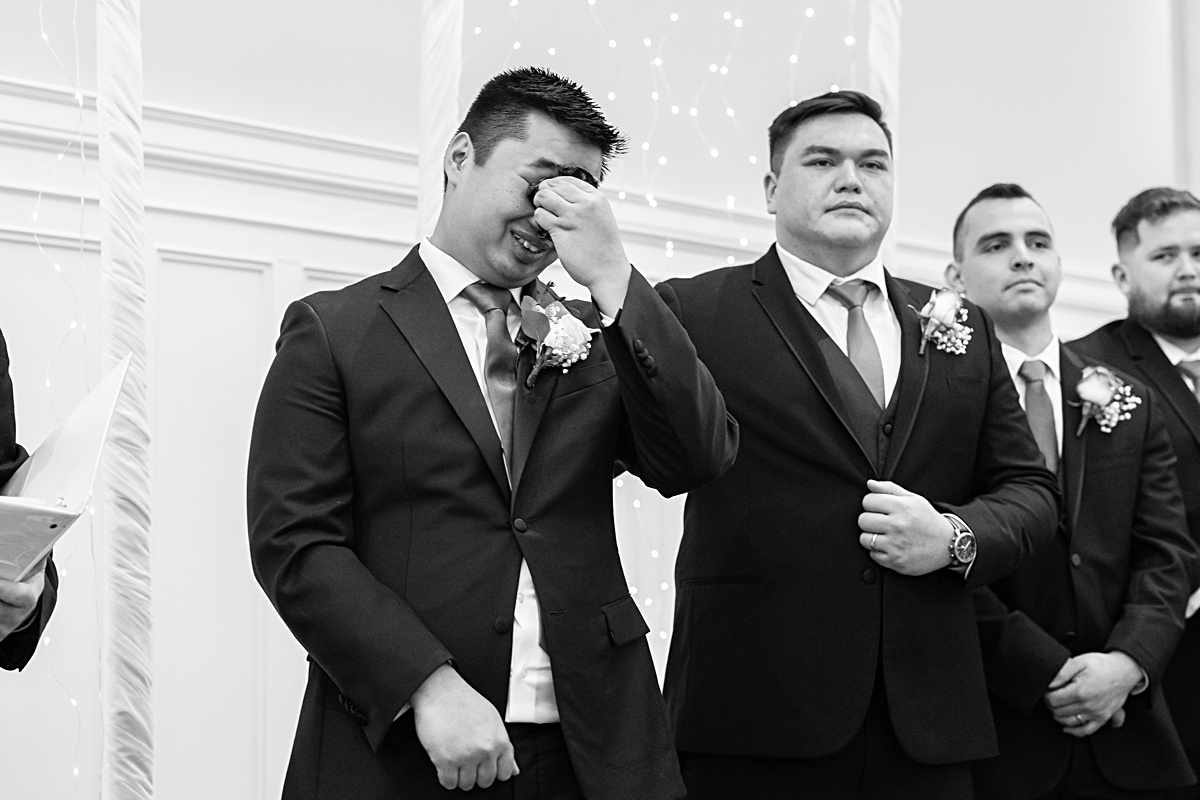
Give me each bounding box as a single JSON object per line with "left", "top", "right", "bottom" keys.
{"left": 517, "top": 282, "right": 600, "bottom": 388}
{"left": 912, "top": 287, "right": 973, "bottom": 356}
{"left": 1071, "top": 365, "right": 1141, "bottom": 436}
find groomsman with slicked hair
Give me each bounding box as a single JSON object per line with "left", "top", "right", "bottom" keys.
{"left": 948, "top": 182, "right": 1197, "bottom": 799}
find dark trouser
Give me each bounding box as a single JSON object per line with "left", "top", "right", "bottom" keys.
{"left": 1029, "top": 739, "right": 1199, "bottom": 800}
{"left": 386, "top": 721, "right": 583, "bottom": 799}
{"left": 679, "top": 672, "right": 972, "bottom": 800}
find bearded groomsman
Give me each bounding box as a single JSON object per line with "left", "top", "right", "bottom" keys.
{"left": 947, "top": 182, "right": 1197, "bottom": 799}
{"left": 1072, "top": 187, "right": 1200, "bottom": 790}
{"left": 658, "top": 91, "right": 1059, "bottom": 799}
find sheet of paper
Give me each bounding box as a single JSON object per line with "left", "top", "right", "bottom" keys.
{"left": 0, "top": 356, "right": 131, "bottom": 581}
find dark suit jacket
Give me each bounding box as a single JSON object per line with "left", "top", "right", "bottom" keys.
{"left": 247, "top": 247, "right": 737, "bottom": 800}
{"left": 658, "top": 246, "right": 1059, "bottom": 765}
{"left": 1072, "top": 319, "right": 1200, "bottom": 764}
{"left": 972, "top": 345, "right": 1197, "bottom": 798}
{"left": 0, "top": 325, "right": 57, "bottom": 671}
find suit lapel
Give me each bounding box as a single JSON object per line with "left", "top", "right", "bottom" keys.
{"left": 377, "top": 247, "right": 511, "bottom": 501}
{"left": 1121, "top": 319, "right": 1200, "bottom": 448}
{"left": 749, "top": 247, "right": 878, "bottom": 471}
{"left": 1059, "top": 345, "right": 1087, "bottom": 532}
{"left": 509, "top": 280, "right": 564, "bottom": 495}
{"left": 881, "top": 275, "right": 931, "bottom": 479}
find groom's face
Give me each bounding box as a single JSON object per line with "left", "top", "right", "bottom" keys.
{"left": 764, "top": 112, "right": 893, "bottom": 260}
{"left": 442, "top": 112, "right": 604, "bottom": 289}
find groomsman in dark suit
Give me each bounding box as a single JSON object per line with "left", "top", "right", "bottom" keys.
{"left": 947, "top": 182, "right": 1197, "bottom": 799}
{"left": 0, "top": 326, "right": 57, "bottom": 671}
{"left": 248, "top": 68, "right": 735, "bottom": 799}
{"left": 658, "top": 91, "right": 1059, "bottom": 799}
{"left": 1072, "top": 187, "right": 1200, "bottom": 791}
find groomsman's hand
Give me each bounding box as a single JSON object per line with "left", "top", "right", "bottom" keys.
{"left": 0, "top": 557, "right": 47, "bottom": 641}
{"left": 411, "top": 663, "right": 519, "bottom": 791}
{"left": 858, "top": 480, "right": 953, "bottom": 576}
{"left": 1043, "top": 652, "right": 1141, "bottom": 738}
{"left": 532, "top": 176, "right": 631, "bottom": 316}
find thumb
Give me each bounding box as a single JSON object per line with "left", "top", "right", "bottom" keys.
{"left": 866, "top": 479, "right": 912, "bottom": 497}
{"left": 1047, "top": 657, "right": 1084, "bottom": 690}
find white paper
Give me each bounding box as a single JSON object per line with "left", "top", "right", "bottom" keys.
{"left": 0, "top": 356, "right": 130, "bottom": 581}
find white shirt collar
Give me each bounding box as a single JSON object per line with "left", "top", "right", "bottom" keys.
{"left": 775, "top": 243, "right": 890, "bottom": 307}
{"left": 1001, "top": 336, "right": 1061, "bottom": 386}
{"left": 419, "top": 239, "right": 522, "bottom": 307}
{"left": 1151, "top": 332, "right": 1200, "bottom": 366}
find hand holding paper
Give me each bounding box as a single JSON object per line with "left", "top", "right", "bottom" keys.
{"left": 0, "top": 556, "right": 46, "bottom": 640}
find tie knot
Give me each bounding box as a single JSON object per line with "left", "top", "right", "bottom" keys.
{"left": 825, "top": 280, "right": 873, "bottom": 309}
{"left": 461, "top": 282, "right": 513, "bottom": 315}
{"left": 1180, "top": 360, "right": 1200, "bottom": 381}
{"left": 1018, "top": 359, "right": 1049, "bottom": 383}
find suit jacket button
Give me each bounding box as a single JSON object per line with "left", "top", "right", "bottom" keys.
{"left": 882, "top": 422, "right": 893, "bottom": 436}
{"left": 862, "top": 568, "right": 877, "bottom": 584}
{"left": 641, "top": 355, "right": 656, "bottom": 368}
{"left": 495, "top": 616, "right": 512, "bottom": 634}
{"left": 1070, "top": 553, "right": 1082, "bottom": 567}
{"left": 513, "top": 518, "right": 528, "bottom": 533}
{"left": 646, "top": 365, "right": 659, "bottom": 378}
{"left": 633, "top": 338, "right": 646, "bottom": 353}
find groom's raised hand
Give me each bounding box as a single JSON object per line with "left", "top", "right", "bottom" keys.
{"left": 531, "top": 176, "right": 631, "bottom": 316}
{"left": 410, "top": 663, "right": 519, "bottom": 791}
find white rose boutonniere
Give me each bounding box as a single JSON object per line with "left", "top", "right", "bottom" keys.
{"left": 518, "top": 284, "right": 600, "bottom": 388}
{"left": 1073, "top": 365, "right": 1141, "bottom": 436}
{"left": 913, "top": 287, "right": 973, "bottom": 356}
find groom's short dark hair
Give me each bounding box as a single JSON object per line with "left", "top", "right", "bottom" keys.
{"left": 767, "top": 90, "right": 892, "bottom": 174}
{"left": 1112, "top": 187, "right": 1200, "bottom": 254}
{"left": 450, "top": 67, "right": 626, "bottom": 187}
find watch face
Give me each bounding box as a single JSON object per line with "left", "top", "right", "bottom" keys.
{"left": 954, "top": 533, "right": 977, "bottom": 564}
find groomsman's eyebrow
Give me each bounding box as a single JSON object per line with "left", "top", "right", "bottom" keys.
{"left": 974, "top": 231, "right": 1013, "bottom": 251}
{"left": 799, "top": 145, "right": 891, "bottom": 162}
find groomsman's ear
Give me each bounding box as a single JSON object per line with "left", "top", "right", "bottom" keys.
{"left": 944, "top": 262, "right": 967, "bottom": 295}
{"left": 443, "top": 132, "right": 474, "bottom": 189}
{"left": 1111, "top": 262, "right": 1133, "bottom": 299}
{"left": 763, "top": 171, "right": 779, "bottom": 214}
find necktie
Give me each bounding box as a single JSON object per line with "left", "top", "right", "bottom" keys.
{"left": 1018, "top": 359, "right": 1058, "bottom": 473}
{"left": 1179, "top": 360, "right": 1200, "bottom": 405}
{"left": 461, "top": 283, "right": 519, "bottom": 472}
{"left": 825, "top": 280, "right": 886, "bottom": 408}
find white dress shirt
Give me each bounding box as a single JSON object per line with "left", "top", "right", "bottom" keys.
{"left": 1001, "top": 338, "right": 1064, "bottom": 454}
{"left": 419, "top": 239, "right": 559, "bottom": 723}
{"left": 1153, "top": 333, "right": 1200, "bottom": 393}
{"left": 775, "top": 244, "right": 902, "bottom": 405}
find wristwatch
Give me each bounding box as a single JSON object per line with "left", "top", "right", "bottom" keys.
{"left": 943, "top": 513, "right": 976, "bottom": 568}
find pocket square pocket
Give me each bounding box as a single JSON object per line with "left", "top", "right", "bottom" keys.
{"left": 602, "top": 593, "right": 650, "bottom": 647}
{"left": 554, "top": 360, "right": 616, "bottom": 398}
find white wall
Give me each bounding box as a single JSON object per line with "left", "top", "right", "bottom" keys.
{"left": 0, "top": 1, "right": 1197, "bottom": 798}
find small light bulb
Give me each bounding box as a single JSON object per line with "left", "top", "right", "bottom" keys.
{"left": 661, "top": 582, "right": 670, "bottom": 590}
{"left": 616, "top": 478, "right": 624, "bottom": 487}
{"left": 608, "top": 92, "right": 616, "bottom": 100}
{"left": 806, "top": 8, "right": 815, "bottom": 17}
{"left": 653, "top": 57, "right": 663, "bottom": 66}
{"left": 709, "top": 64, "right": 718, "bottom": 72}
{"left": 69, "top": 321, "right": 77, "bottom": 330}
{"left": 618, "top": 191, "right": 626, "bottom": 200}
{"left": 830, "top": 84, "right": 840, "bottom": 92}
{"left": 739, "top": 237, "right": 749, "bottom": 247}
{"left": 790, "top": 54, "right": 798, "bottom": 64}
{"left": 474, "top": 26, "right": 481, "bottom": 34}
{"left": 659, "top": 631, "right": 668, "bottom": 639}
{"left": 666, "top": 250, "right": 674, "bottom": 258}
{"left": 41, "top": 32, "right": 48, "bottom": 41}
{"left": 734, "top": 18, "right": 742, "bottom": 27}
{"left": 727, "top": 256, "right": 736, "bottom": 264}
{"left": 710, "top": 148, "right": 719, "bottom": 157}
{"left": 630, "top": 585, "right": 638, "bottom": 594}
{"left": 670, "top": 105, "right": 679, "bottom": 114}
{"left": 650, "top": 548, "right": 659, "bottom": 557}
{"left": 641, "top": 141, "right": 651, "bottom": 150}
{"left": 689, "top": 107, "right": 698, "bottom": 116}
{"left": 666, "top": 241, "right": 674, "bottom": 250}
{"left": 845, "top": 35, "right": 856, "bottom": 46}
{"left": 658, "top": 156, "right": 667, "bottom": 165}
{"left": 548, "top": 47, "right": 556, "bottom": 55}
{"left": 723, "top": 11, "right": 731, "bottom": 20}
{"left": 608, "top": 39, "right": 616, "bottom": 48}
{"left": 643, "top": 37, "right": 652, "bottom": 46}
{"left": 749, "top": 155, "right": 758, "bottom": 164}
{"left": 726, "top": 195, "right": 735, "bottom": 209}
{"left": 720, "top": 66, "right": 728, "bottom": 75}
{"left": 513, "top": 41, "right": 521, "bottom": 50}
{"left": 670, "top": 12, "right": 679, "bottom": 21}
{"left": 651, "top": 91, "right": 659, "bottom": 100}
{"left": 31, "top": 211, "right": 39, "bottom": 221}
{"left": 56, "top": 153, "right": 63, "bottom": 161}
{"left": 645, "top": 597, "right": 654, "bottom": 606}
{"left": 70, "top": 698, "right": 77, "bottom": 707}
{"left": 726, "top": 107, "right": 735, "bottom": 117}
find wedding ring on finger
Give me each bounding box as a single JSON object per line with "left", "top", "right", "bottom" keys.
{"left": 870, "top": 533, "right": 879, "bottom": 552}
{"left": 1074, "top": 714, "right": 1084, "bottom": 726}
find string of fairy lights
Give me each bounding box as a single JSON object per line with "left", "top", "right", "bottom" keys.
{"left": 22, "top": 0, "right": 95, "bottom": 792}
{"left": 465, "top": 0, "right": 864, "bottom": 274}
{"left": 464, "top": 0, "right": 864, "bottom": 665}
